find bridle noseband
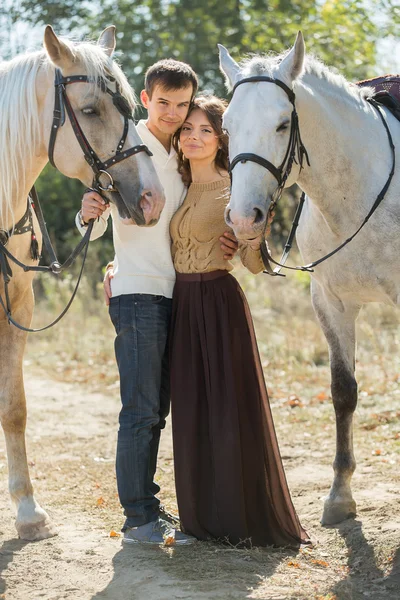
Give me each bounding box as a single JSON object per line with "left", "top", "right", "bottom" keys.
{"left": 228, "top": 76, "right": 310, "bottom": 212}
{"left": 48, "top": 69, "right": 152, "bottom": 192}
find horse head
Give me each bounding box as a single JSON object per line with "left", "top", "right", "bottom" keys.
{"left": 39, "top": 26, "right": 165, "bottom": 226}
{"left": 219, "top": 32, "right": 307, "bottom": 242}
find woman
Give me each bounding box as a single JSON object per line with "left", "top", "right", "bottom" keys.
{"left": 169, "top": 95, "right": 309, "bottom": 547}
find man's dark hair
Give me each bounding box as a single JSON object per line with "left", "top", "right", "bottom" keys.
{"left": 144, "top": 59, "right": 198, "bottom": 99}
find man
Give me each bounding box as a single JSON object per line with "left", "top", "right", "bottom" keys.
{"left": 76, "top": 60, "right": 237, "bottom": 545}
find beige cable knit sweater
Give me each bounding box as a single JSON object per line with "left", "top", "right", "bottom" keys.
{"left": 170, "top": 176, "right": 264, "bottom": 275}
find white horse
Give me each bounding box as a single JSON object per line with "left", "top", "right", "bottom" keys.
{"left": 219, "top": 33, "right": 400, "bottom": 525}
{"left": 0, "top": 25, "right": 165, "bottom": 540}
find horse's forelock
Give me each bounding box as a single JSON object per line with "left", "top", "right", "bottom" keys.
{"left": 240, "top": 54, "right": 279, "bottom": 78}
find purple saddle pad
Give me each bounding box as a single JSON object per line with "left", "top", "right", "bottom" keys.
{"left": 357, "top": 75, "right": 400, "bottom": 121}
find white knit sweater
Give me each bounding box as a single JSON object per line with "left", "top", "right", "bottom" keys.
{"left": 75, "top": 120, "right": 186, "bottom": 298}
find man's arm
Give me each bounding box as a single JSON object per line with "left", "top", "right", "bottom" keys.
{"left": 220, "top": 231, "right": 238, "bottom": 260}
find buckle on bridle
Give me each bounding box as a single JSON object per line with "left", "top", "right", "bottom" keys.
{"left": 96, "top": 170, "right": 117, "bottom": 192}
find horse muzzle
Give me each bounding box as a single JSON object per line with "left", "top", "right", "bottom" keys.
{"left": 225, "top": 200, "right": 269, "bottom": 239}
{"left": 139, "top": 189, "right": 165, "bottom": 227}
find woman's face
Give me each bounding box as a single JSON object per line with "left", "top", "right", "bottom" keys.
{"left": 179, "top": 108, "right": 219, "bottom": 163}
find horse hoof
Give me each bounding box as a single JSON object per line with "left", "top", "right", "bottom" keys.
{"left": 17, "top": 519, "right": 58, "bottom": 541}
{"left": 321, "top": 498, "right": 357, "bottom": 526}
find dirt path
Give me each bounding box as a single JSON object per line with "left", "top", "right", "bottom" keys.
{"left": 0, "top": 371, "right": 399, "bottom": 600}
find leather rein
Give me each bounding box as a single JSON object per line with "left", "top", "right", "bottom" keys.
{"left": 228, "top": 76, "right": 396, "bottom": 277}
{"left": 0, "top": 69, "right": 152, "bottom": 332}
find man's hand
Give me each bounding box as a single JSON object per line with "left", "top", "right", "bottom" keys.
{"left": 220, "top": 231, "right": 239, "bottom": 260}
{"left": 103, "top": 263, "right": 114, "bottom": 306}
{"left": 81, "top": 189, "right": 107, "bottom": 224}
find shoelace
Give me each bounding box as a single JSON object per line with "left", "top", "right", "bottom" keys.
{"left": 159, "top": 505, "right": 180, "bottom": 527}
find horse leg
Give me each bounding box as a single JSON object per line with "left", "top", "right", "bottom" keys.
{"left": 0, "top": 293, "right": 56, "bottom": 540}
{"left": 311, "top": 279, "right": 361, "bottom": 525}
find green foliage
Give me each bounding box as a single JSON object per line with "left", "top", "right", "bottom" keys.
{"left": 11, "top": 0, "right": 392, "bottom": 91}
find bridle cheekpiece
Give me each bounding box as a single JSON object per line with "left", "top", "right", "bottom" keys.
{"left": 228, "top": 75, "right": 310, "bottom": 212}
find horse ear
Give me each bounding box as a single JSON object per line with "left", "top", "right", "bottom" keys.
{"left": 279, "top": 31, "right": 305, "bottom": 83}
{"left": 218, "top": 44, "right": 240, "bottom": 90}
{"left": 43, "top": 25, "right": 75, "bottom": 70}
{"left": 98, "top": 26, "right": 116, "bottom": 57}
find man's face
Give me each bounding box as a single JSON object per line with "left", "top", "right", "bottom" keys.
{"left": 141, "top": 84, "right": 193, "bottom": 137}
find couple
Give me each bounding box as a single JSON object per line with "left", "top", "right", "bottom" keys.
{"left": 76, "top": 59, "right": 309, "bottom": 547}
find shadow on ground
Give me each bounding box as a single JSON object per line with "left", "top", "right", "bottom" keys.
{"left": 0, "top": 537, "right": 29, "bottom": 596}
{"left": 90, "top": 541, "right": 296, "bottom": 600}
{"left": 329, "top": 519, "right": 400, "bottom": 600}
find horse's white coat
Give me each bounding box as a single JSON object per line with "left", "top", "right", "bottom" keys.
{"left": 0, "top": 27, "right": 164, "bottom": 540}
{"left": 219, "top": 33, "right": 400, "bottom": 524}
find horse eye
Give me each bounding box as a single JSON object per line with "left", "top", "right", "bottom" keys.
{"left": 82, "top": 107, "right": 97, "bottom": 116}
{"left": 276, "top": 121, "right": 289, "bottom": 133}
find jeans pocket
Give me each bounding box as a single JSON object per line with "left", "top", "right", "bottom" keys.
{"left": 149, "top": 294, "right": 165, "bottom": 304}
{"left": 109, "top": 297, "right": 120, "bottom": 332}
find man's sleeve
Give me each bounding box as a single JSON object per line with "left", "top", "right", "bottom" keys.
{"left": 75, "top": 205, "right": 111, "bottom": 241}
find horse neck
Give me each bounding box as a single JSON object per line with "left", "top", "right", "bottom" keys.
{"left": 295, "top": 72, "right": 389, "bottom": 233}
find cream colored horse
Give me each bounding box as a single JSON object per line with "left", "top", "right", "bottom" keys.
{"left": 0, "top": 26, "right": 165, "bottom": 540}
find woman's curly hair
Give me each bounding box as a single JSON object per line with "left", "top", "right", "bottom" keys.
{"left": 173, "top": 94, "right": 229, "bottom": 186}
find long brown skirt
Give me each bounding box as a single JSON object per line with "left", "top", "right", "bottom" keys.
{"left": 170, "top": 270, "right": 309, "bottom": 547}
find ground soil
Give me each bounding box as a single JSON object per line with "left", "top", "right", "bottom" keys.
{"left": 0, "top": 366, "right": 399, "bottom": 600}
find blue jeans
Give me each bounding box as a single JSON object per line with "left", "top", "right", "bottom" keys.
{"left": 108, "top": 293, "right": 172, "bottom": 529}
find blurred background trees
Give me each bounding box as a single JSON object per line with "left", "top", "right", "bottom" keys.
{"left": 1, "top": 0, "right": 399, "bottom": 280}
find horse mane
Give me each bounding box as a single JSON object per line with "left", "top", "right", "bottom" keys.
{"left": 240, "top": 52, "right": 373, "bottom": 103}
{"left": 0, "top": 38, "right": 136, "bottom": 228}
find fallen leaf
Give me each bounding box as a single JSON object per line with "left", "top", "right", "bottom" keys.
{"left": 96, "top": 497, "right": 106, "bottom": 507}
{"left": 284, "top": 394, "right": 304, "bottom": 408}
{"left": 164, "top": 536, "right": 175, "bottom": 546}
{"left": 287, "top": 560, "right": 300, "bottom": 568}
{"left": 311, "top": 559, "right": 329, "bottom": 567}
{"left": 109, "top": 530, "right": 120, "bottom": 538}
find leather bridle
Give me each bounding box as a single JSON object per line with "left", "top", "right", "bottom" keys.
{"left": 48, "top": 68, "right": 153, "bottom": 192}
{"left": 228, "top": 76, "right": 396, "bottom": 277}
{"left": 229, "top": 76, "right": 310, "bottom": 214}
